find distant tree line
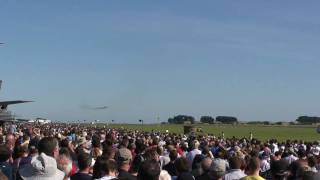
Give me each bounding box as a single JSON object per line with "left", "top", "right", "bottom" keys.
{"left": 296, "top": 116, "right": 320, "bottom": 124}
{"left": 168, "top": 115, "right": 195, "bottom": 124}
{"left": 247, "top": 121, "right": 270, "bottom": 125}
{"left": 167, "top": 115, "right": 238, "bottom": 124}
{"left": 166, "top": 115, "right": 320, "bottom": 125}
{"left": 216, "top": 116, "right": 238, "bottom": 124}
{"left": 200, "top": 116, "right": 215, "bottom": 124}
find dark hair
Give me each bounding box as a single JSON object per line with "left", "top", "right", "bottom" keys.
{"left": 77, "top": 153, "right": 92, "bottom": 171}
{"left": 229, "top": 156, "right": 242, "bottom": 169}
{"left": 130, "top": 154, "right": 144, "bottom": 174}
{"left": 60, "top": 139, "right": 69, "bottom": 148}
{"left": 169, "top": 149, "right": 178, "bottom": 161}
{"left": 93, "top": 156, "right": 106, "bottom": 179}
{"left": 119, "top": 138, "right": 129, "bottom": 149}
{"left": 308, "top": 156, "right": 317, "bottom": 167}
{"left": 274, "top": 151, "right": 282, "bottom": 157}
{"left": 138, "top": 160, "right": 160, "bottom": 180}
{"left": 297, "top": 149, "right": 306, "bottom": 158}
{"left": 38, "top": 137, "right": 58, "bottom": 157}
{"left": 192, "top": 154, "right": 204, "bottom": 170}
{"left": 0, "top": 145, "right": 11, "bottom": 162}
{"left": 174, "top": 157, "right": 190, "bottom": 173}
{"left": 135, "top": 139, "right": 146, "bottom": 154}
{"left": 92, "top": 135, "right": 101, "bottom": 148}
{"left": 143, "top": 149, "right": 158, "bottom": 161}
{"left": 101, "top": 159, "right": 118, "bottom": 175}
{"left": 270, "top": 160, "right": 289, "bottom": 180}
{"left": 59, "top": 147, "right": 71, "bottom": 157}
{"left": 29, "top": 145, "right": 38, "bottom": 155}
{"left": 13, "top": 144, "right": 25, "bottom": 160}
{"left": 102, "top": 145, "right": 115, "bottom": 159}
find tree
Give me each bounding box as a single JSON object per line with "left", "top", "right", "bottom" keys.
{"left": 216, "top": 116, "right": 238, "bottom": 124}
{"left": 168, "top": 115, "right": 196, "bottom": 124}
{"left": 200, "top": 116, "right": 215, "bottom": 124}
{"left": 296, "top": 116, "right": 320, "bottom": 124}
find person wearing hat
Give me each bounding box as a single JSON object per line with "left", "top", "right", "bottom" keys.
{"left": 76, "top": 137, "right": 89, "bottom": 154}
{"left": 210, "top": 158, "right": 227, "bottom": 180}
{"left": 18, "top": 137, "right": 64, "bottom": 180}
{"left": 116, "top": 147, "right": 136, "bottom": 180}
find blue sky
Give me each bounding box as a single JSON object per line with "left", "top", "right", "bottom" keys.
{"left": 0, "top": 1, "right": 319, "bottom": 122}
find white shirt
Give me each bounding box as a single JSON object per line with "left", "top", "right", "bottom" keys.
{"left": 186, "top": 149, "right": 201, "bottom": 167}
{"left": 223, "top": 169, "right": 246, "bottom": 180}
{"left": 96, "top": 175, "right": 117, "bottom": 180}
{"left": 260, "top": 159, "right": 270, "bottom": 173}
{"left": 284, "top": 155, "right": 298, "bottom": 165}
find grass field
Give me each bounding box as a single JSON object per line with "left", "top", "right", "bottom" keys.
{"left": 103, "top": 124, "right": 320, "bottom": 142}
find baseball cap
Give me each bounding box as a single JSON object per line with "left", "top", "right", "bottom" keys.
{"left": 116, "top": 148, "right": 132, "bottom": 163}
{"left": 210, "top": 160, "right": 226, "bottom": 172}
{"left": 19, "top": 153, "right": 65, "bottom": 180}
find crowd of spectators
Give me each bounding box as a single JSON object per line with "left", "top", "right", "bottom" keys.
{"left": 0, "top": 122, "right": 319, "bottom": 180}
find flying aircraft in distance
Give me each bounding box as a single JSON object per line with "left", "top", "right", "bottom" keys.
{"left": 80, "top": 104, "right": 108, "bottom": 110}
{"left": 93, "top": 106, "right": 108, "bottom": 110}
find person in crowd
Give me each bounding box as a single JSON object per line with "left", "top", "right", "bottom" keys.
{"left": 163, "top": 149, "right": 178, "bottom": 176}
{"left": 270, "top": 159, "right": 289, "bottom": 180}
{"left": 259, "top": 152, "right": 271, "bottom": 179}
{"left": 70, "top": 152, "right": 92, "bottom": 180}
{"left": 287, "top": 149, "right": 309, "bottom": 180}
{"left": 210, "top": 157, "right": 227, "bottom": 180}
{"left": 137, "top": 159, "right": 161, "bottom": 180}
{"left": 240, "top": 157, "right": 264, "bottom": 180}
{"left": 18, "top": 137, "right": 64, "bottom": 180}
{"left": 0, "top": 145, "right": 13, "bottom": 180}
{"left": 57, "top": 148, "right": 73, "bottom": 180}
{"left": 1, "top": 122, "right": 320, "bottom": 180}
{"left": 191, "top": 154, "right": 204, "bottom": 178}
{"left": 96, "top": 159, "right": 118, "bottom": 180}
{"left": 195, "top": 157, "right": 212, "bottom": 180}
{"left": 223, "top": 156, "right": 246, "bottom": 180}
{"left": 186, "top": 140, "right": 201, "bottom": 168}
{"left": 213, "top": 151, "right": 229, "bottom": 173}
{"left": 5, "top": 134, "right": 15, "bottom": 152}
{"left": 116, "top": 147, "right": 136, "bottom": 180}
{"left": 91, "top": 135, "right": 102, "bottom": 160}
{"left": 308, "top": 156, "right": 318, "bottom": 173}
{"left": 175, "top": 157, "right": 194, "bottom": 180}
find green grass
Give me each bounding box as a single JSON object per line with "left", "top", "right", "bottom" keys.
{"left": 101, "top": 124, "right": 320, "bottom": 142}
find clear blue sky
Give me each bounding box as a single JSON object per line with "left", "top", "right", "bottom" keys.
{"left": 0, "top": 1, "right": 319, "bottom": 123}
